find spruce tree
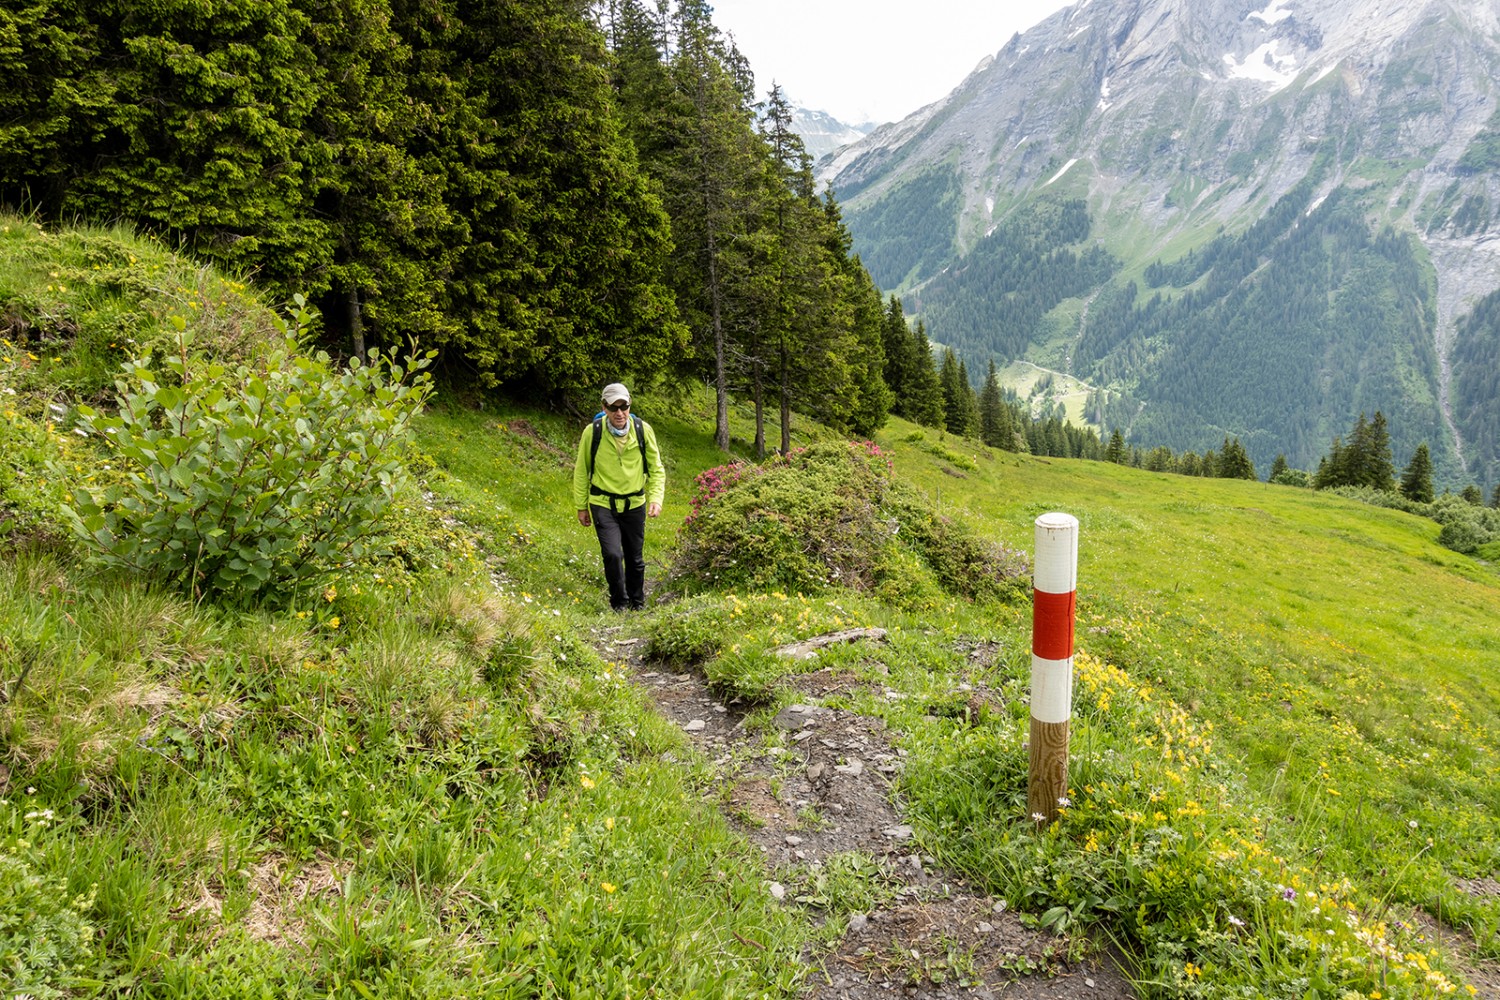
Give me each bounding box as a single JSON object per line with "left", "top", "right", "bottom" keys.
{"left": 1269, "top": 453, "right": 1289, "bottom": 480}
{"left": 623, "top": 0, "right": 763, "bottom": 449}
{"left": 906, "top": 322, "right": 946, "bottom": 428}
{"left": 1399, "top": 444, "right": 1434, "bottom": 503}
{"left": 442, "top": 0, "right": 685, "bottom": 390}
{"left": 1461, "top": 484, "right": 1484, "bottom": 506}
{"left": 938, "top": 348, "right": 964, "bottom": 435}
{"left": 957, "top": 359, "right": 981, "bottom": 438}
{"left": 1491, "top": 483, "right": 1500, "bottom": 509}
{"left": 881, "top": 296, "right": 916, "bottom": 414}
{"left": 979, "top": 360, "right": 1013, "bottom": 449}
{"left": 838, "top": 246, "right": 893, "bottom": 438}
{"left": 1218, "top": 436, "right": 1256, "bottom": 480}
{"left": 1315, "top": 436, "right": 1345, "bottom": 489}
{"left": 1105, "top": 429, "right": 1127, "bottom": 464}
{"left": 1365, "top": 411, "right": 1396, "bottom": 491}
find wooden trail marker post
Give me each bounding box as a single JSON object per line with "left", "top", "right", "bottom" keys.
{"left": 1028, "top": 512, "right": 1078, "bottom": 825}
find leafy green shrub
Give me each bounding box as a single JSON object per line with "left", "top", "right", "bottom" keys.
{"left": 1325, "top": 485, "right": 1426, "bottom": 514}
{"left": 1437, "top": 512, "right": 1489, "bottom": 553}
{"left": 1431, "top": 494, "right": 1498, "bottom": 554}
{"left": 669, "top": 442, "right": 1027, "bottom": 604}
{"left": 1269, "top": 468, "right": 1310, "bottom": 487}
{"left": 879, "top": 478, "right": 1028, "bottom": 602}
{"left": 63, "top": 309, "right": 433, "bottom": 603}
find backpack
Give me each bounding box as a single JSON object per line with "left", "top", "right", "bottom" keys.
{"left": 588, "top": 413, "right": 648, "bottom": 509}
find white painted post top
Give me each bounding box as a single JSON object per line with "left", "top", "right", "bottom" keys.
{"left": 1033, "top": 512, "right": 1079, "bottom": 594}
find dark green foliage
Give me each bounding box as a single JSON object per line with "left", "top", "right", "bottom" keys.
{"left": 881, "top": 296, "right": 917, "bottom": 409}
{"left": 0, "top": 0, "right": 683, "bottom": 394}
{"left": 938, "top": 348, "right": 978, "bottom": 437}
{"left": 1400, "top": 443, "right": 1434, "bottom": 503}
{"left": 1216, "top": 437, "right": 1255, "bottom": 480}
{"left": 435, "top": 0, "right": 684, "bottom": 391}
{"left": 904, "top": 322, "right": 946, "bottom": 429}
{"left": 1106, "top": 430, "right": 1127, "bottom": 464}
{"left": 1268, "top": 453, "right": 1288, "bottom": 481}
{"left": 1316, "top": 412, "right": 1396, "bottom": 491}
{"left": 1492, "top": 483, "right": 1500, "bottom": 509}
{"left": 845, "top": 167, "right": 964, "bottom": 288}
{"left": 1461, "top": 484, "right": 1484, "bottom": 506}
{"left": 978, "top": 360, "right": 1017, "bottom": 451}
{"left": 669, "top": 442, "right": 1028, "bottom": 604}
{"left": 1, "top": 0, "right": 330, "bottom": 291}
{"left": 1450, "top": 287, "right": 1500, "bottom": 496}
{"left": 605, "top": 4, "right": 886, "bottom": 450}
{"left": 914, "top": 199, "right": 1116, "bottom": 366}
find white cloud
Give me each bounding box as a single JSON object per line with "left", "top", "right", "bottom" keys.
{"left": 708, "top": 0, "right": 1074, "bottom": 124}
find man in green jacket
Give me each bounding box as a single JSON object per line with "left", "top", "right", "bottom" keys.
{"left": 573, "top": 382, "right": 665, "bottom": 611}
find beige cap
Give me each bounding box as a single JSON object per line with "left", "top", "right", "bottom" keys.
{"left": 602, "top": 382, "right": 631, "bottom": 406}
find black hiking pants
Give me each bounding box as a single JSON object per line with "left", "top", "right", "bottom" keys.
{"left": 591, "top": 501, "right": 647, "bottom": 610}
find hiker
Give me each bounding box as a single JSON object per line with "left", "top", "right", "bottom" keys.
{"left": 573, "top": 382, "right": 665, "bottom": 611}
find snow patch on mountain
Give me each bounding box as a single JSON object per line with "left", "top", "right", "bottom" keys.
{"left": 1247, "top": 0, "right": 1294, "bottom": 25}
{"left": 1045, "top": 158, "right": 1080, "bottom": 186}
{"left": 792, "top": 106, "right": 878, "bottom": 163}
{"left": 1224, "top": 40, "right": 1298, "bottom": 90}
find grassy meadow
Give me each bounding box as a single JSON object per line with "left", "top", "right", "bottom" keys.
{"left": 3, "top": 213, "right": 1498, "bottom": 998}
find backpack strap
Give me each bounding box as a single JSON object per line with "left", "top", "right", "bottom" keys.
{"left": 635, "top": 414, "right": 648, "bottom": 479}
{"left": 589, "top": 416, "right": 604, "bottom": 483}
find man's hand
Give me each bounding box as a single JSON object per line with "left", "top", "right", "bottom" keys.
{"left": 577, "top": 509, "right": 591, "bottom": 527}
{"left": 647, "top": 502, "right": 661, "bottom": 518}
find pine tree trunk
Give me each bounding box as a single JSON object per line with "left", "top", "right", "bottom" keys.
{"left": 779, "top": 338, "right": 791, "bottom": 455}
{"left": 753, "top": 364, "right": 766, "bottom": 460}
{"left": 708, "top": 231, "right": 730, "bottom": 452}
{"left": 347, "top": 287, "right": 365, "bottom": 361}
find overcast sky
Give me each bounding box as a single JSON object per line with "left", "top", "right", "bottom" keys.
{"left": 708, "top": 0, "right": 1075, "bottom": 125}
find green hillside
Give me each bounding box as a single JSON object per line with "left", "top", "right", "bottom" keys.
{"left": 4, "top": 218, "right": 1498, "bottom": 997}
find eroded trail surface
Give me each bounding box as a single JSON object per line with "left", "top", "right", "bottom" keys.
{"left": 594, "top": 626, "right": 1136, "bottom": 999}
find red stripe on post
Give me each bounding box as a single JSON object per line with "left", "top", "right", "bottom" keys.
{"left": 1032, "top": 588, "right": 1076, "bottom": 660}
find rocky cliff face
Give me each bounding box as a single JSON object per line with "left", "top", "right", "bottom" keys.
{"left": 791, "top": 107, "right": 874, "bottom": 162}
{"left": 821, "top": 0, "right": 1500, "bottom": 486}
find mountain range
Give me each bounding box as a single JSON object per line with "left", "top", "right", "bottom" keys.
{"left": 820, "top": 0, "right": 1500, "bottom": 489}
{"left": 791, "top": 106, "right": 876, "bottom": 161}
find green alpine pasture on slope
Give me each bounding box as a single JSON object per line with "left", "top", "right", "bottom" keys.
{"left": 877, "top": 429, "right": 1500, "bottom": 938}
{"left": 3, "top": 213, "right": 1498, "bottom": 998}
{"left": 415, "top": 389, "right": 1499, "bottom": 996}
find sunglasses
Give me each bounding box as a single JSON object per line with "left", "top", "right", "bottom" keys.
{"left": 606, "top": 401, "right": 630, "bottom": 412}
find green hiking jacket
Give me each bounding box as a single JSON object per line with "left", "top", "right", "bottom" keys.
{"left": 572, "top": 416, "right": 665, "bottom": 512}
